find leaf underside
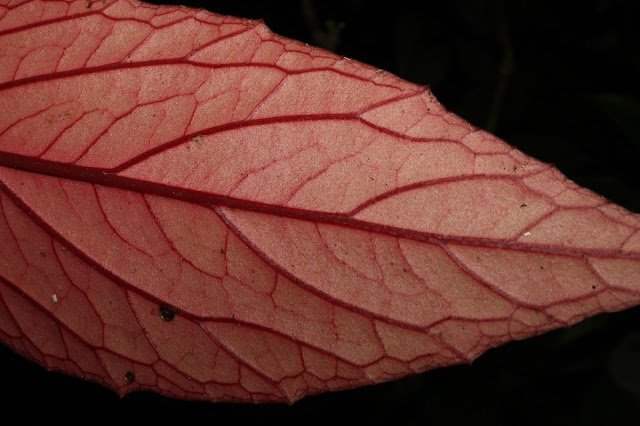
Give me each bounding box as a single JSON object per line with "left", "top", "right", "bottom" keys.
{"left": 0, "top": 0, "right": 638, "bottom": 404}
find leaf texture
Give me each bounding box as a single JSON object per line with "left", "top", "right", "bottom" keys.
{"left": 0, "top": 0, "right": 639, "bottom": 405}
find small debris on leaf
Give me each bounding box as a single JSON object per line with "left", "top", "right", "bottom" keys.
{"left": 159, "top": 304, "right": 179, "bottom": 322}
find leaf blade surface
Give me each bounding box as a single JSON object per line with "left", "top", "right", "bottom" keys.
{"left": 0, "top": 0, "right": 638, "bottom": 404}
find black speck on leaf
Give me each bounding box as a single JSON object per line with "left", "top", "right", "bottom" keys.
{"left": 159, "top": 304, "right": 179, "bottom": 322}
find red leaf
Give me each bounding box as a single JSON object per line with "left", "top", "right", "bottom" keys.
{"left": 0, "top": 0, "right": 638, "bottom": 407}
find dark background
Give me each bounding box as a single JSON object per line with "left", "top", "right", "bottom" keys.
{"left": 2, "top": 0, "right": 640, "bottom": 425}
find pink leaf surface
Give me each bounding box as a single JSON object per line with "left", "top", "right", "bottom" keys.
{"left": 0, "top": 0, "right": 639, "bottom": 406}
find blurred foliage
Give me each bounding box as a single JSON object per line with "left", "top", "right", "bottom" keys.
{"left": 3, "top": 1, "right": 639, "bottom": 425}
